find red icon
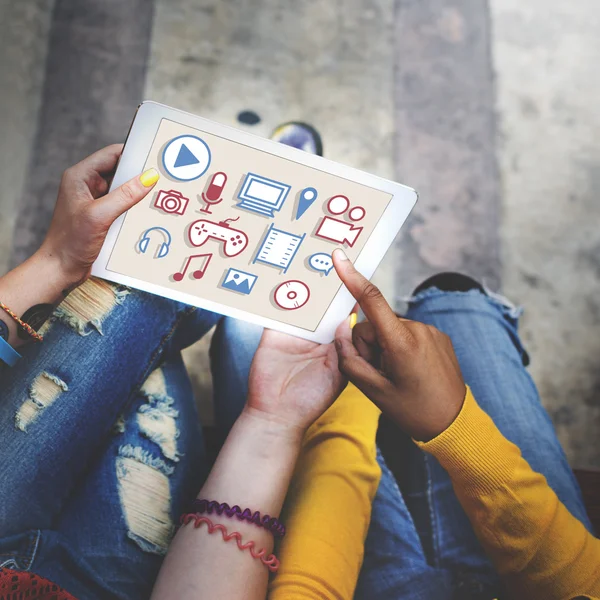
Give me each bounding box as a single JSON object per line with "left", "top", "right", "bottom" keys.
{"left": 173, "top": 253, "right": 213, "bottom": 281}
{"left": 199, "top": 172, "right": 227, "bottom": 213}
{"left": 154, "top": 189, "right": 190, "bottom": 215}
{"left": 314, "top": 195, "right": 366, "bottom": 247}
{"left": 315, "top": 217, "right": 363, "bottom": 247}
{"left": 274, "top": 280, "right": 310, "bottom": 310}
{"left": 188, "top": 217, "right": 249, "bottom": 257}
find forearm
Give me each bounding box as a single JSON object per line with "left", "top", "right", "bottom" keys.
{"left": 0, "top": 144, "right": 157, "bottom": 352}
{"left": 418, "top": 387, "right": 600, "bottom": 599}
{"left": 151, "top": 408, "right": 303, "bottom": 600}
{"left": 0, "top": 249, "right": 78, "bottom": 348}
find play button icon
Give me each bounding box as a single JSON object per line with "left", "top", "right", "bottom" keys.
{"left": 162, "top": 135, "right": 211, "bottom": 181}
{"left": 174, "top": 144, "right": 200, "bottom": 168}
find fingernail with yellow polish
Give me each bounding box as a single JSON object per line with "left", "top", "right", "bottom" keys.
{"left": 349, "top": 313, "right": 357, "bottom": 329}
{"left": 140, "top": 168, "right": 159, "bottom": 187}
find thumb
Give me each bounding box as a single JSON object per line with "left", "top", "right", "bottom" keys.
{"left": 92, "top": 168, "right": 160, "bottom": 224}
{"left": 334, "top": 315, "right": 392, "bottom": 405}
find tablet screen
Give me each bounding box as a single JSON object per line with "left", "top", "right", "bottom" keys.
{"left": 106, "top": 118, "right": 392, "bottom": 331}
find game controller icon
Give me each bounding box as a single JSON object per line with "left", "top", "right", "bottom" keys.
{"left": 188, "top": 217, "right": 249, "bottom": 257}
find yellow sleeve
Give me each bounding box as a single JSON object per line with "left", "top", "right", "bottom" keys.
{"left": 417, "top": 386, "right": 600, "bottom": 600}
{"left": 268, "top": 383, "right": 381, "bottom": 600}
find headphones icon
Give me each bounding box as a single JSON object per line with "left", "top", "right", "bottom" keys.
{"left": 138, "top": 227, "right": 172, "bottom": 259}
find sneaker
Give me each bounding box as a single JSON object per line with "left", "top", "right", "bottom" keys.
{"left": 411, "top": 272, "right": 485, "bottom": 297}
{"left": 270, "top": 121, "right": 323, "bottom": 156}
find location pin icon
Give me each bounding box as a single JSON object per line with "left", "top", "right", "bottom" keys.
{"left": 295, "top": 187, "right": 318, "bottom": 220}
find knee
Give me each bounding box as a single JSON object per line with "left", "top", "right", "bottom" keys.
{"left": 217, "top": 318, "right": 263, "bottom": 354}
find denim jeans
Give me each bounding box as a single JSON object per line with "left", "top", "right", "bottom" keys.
{"left": 0, "top": 282, "right": 590, "bottom": 599}
{"left": 0, "top": 280, "right": 235, "bottom": 599}
{"left": 218, "top": 290, "right": 593, "bottom": 599}
{"left": 354, "top": 288, "right": 593, "bottom": 600}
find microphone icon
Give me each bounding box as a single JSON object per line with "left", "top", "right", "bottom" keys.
{"left": 199, "top": 172, "right": 227, "bottom": 213}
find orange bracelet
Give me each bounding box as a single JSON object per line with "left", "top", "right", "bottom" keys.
{"left": 180, "top": 514, "right": 280, "bottom": 572}
{"left": 0, "top": 301, "right": 44, "bottom": 342}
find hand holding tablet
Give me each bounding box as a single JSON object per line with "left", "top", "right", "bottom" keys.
{"left": 92, "top": 102, "right": 417, "bottom": 342}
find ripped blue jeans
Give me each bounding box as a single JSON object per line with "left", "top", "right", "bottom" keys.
{"left": 0, "top": 278, "right": 231, "bottom": 599}
{"left": 0, "top": 281, "right": 591, "bottom": 599}
{"left": 207, "top": 289, "right": 593, "bottom": 600}
{"left": 355, "top": 288, "right": 593, "bottom": 599}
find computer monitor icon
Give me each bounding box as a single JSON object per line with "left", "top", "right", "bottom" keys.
{"left": 236, "top": 173, "right": 291, "bottom": 218}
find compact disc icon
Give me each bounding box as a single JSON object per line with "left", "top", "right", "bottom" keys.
{"left": 274, "top": 280, "right": 310, "bottom": 310}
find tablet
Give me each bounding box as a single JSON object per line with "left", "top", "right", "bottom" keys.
{"left": 92, "top": 101, "right": 417, "bottom": 343}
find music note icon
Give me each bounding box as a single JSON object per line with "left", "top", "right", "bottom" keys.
{"left": 173, "top": 253, "right": 213, "bottom": 282}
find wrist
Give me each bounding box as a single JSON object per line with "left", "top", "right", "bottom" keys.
{"left": 34, "top": 245, "right": 87, "bottom": 291}
{"left": 239, "top": 406, "right": 305, "bottom": 448}
{"left": 407, "top": 387, "right": 466, "bottom": 442}
{"left": 197, "top": 406, "right": 303, "bottom": 520}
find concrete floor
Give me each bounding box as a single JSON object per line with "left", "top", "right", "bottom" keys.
{"left": 0, "top": 0, "right": 599, "bottom": 467}
{"left": 493, "top": 0, "right": 600, "bottom": 467}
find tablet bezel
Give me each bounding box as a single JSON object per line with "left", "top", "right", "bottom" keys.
{"left": 92, "top": 101, "right": 417, "bottom": 343}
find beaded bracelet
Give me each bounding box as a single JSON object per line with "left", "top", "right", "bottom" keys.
{"left": 0, "top": 301, "right": 44, "bottom": 342}
{"left": 191, "top": 499, "right": 286, "bottom": 538}
{"left": 180, "top": 514, "right": 280, "bottom": 572}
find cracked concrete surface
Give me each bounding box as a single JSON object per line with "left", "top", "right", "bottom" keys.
{"left": 0, "top": 0, "right": 54, "bottom": 275}
{"left": 492, "top": 0, "right": 600, "bottom": 467}
{"left": 1, "top": 0, "right": 599, "bottom": 467}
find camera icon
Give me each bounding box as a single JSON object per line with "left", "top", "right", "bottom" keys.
{"left": 154, "top": 189, "right": 190, "bottom": 215}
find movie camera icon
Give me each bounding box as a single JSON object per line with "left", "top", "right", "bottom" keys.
{"left": 315, "top": 195, "right": 366, "bottom": 247}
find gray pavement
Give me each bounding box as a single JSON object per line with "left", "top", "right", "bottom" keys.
{"left": 0, "top": 0, "right": 598, "bottom": 466}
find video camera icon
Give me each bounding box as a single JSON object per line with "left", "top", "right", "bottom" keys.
{"left": 315, "top": 195, "right": 366, "bottom": 247}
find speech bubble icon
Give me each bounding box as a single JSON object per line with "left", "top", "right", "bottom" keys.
{"left": 308, "top": 252, "right": 334, "bottom": 275}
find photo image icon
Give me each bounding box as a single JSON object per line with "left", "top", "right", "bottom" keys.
{"left": 221, "top": 268, "right": 258, "bottom": 295}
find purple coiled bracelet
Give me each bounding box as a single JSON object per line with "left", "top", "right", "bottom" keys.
{"left": 191, "top": 499, "right": 286, "bottom": 538}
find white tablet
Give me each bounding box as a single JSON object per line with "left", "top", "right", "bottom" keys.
{"left": 92, "top": 101, "right": 417, "bottom": 343}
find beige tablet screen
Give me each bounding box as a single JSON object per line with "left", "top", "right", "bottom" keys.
{"left": 106, "top": 118, "right": 392, "bottom": 331}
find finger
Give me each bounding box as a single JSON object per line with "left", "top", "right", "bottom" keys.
{"left": 63, "top": 145, "right": 125, "bottom": 197}
{"left": 74, "top": 144, "right": 124, "bottom": 176}
{"left": 352, "top": 321, "right": 380, "bottom": 365}
{"left": 91, "top": 168, "right": 160, "bottom": 224}
{"left": 334, "top": 315, "right": 354, "bottom": 342}
{"left": 83, "top": 170, "right": 111, "bottom": 200}
{"left": 333, "top": 249, "right": 400, "bottom": 343}
{"left": 335, "top": 320, "right": 391, "bottom": 401}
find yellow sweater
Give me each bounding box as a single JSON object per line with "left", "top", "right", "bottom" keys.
{"left": 269, "top": 383, "right": 381, "bottom": 599}
{"left": 269, "top": 385, "right": 600, "bottom": 600}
